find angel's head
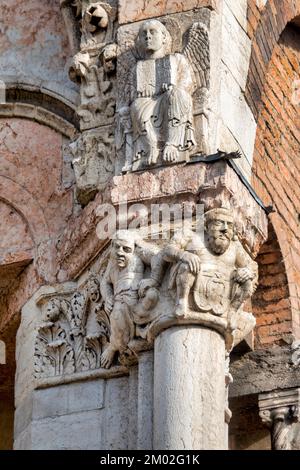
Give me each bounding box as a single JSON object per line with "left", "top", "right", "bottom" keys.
{"left": 136, "top": 20, "right": 171, "bottom": 59}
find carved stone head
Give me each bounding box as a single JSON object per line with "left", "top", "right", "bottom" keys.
{"left": 44, "top": 299, "right": 61, "bottom": 322}
{"left": 136, "top": 20, "right": 171, "bottom": 59}
{"left": 111, "top": 230, "right": 138, "bottom": 268}
{"left": 86, "top": 275, "right": 101, "bottom": 303}
{"left": 83, "top": 3, "right": 109, "bottom": 34}
{"left": 205, "top": 208, "right": 234, "bottom": 255}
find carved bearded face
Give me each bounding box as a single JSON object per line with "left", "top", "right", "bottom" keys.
{"left": 138, "top": 20, "right": 167, "bottom": 56}
{"left": 206, "top": 216, "right": 234, "bottom": 254}
{"left": 111, "top": 237, "right": 135, "bottom": 268}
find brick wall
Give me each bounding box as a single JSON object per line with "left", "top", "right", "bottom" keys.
{"left": 251, "top": 25, "right": 300, "bottom": 346}
{"left": 247, "top": 0, "right": 263, "bottom": 40}
{"left": 252, "top": 222, "right": 292, "bottom": 347}
{"left": 246, "top": 0, "right": 300, "bottom": 119}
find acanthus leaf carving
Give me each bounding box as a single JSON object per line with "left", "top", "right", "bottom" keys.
{"left": 34, "top": 323, "right": 75, "bottom": 378}
{"left": 34, "top": 275, "right": 108, "bottom": 379}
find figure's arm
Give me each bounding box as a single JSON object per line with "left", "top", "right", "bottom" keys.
{"left": 163, "top": 231, "right": 201, "bottom": 275}
{"left": 175, "top": 54, "right": 196, "bottom": 94}
{"left": 100, "top": 262, "right": 114, "bottom": 314}
{"left": 235, "top": 243, "right": 258, "bottom": 285}
{"left": 163, "top": 231, "right": 188, "bottom": 262}
{"left": 136, "top": 241, "right": 167, "bottom": 295}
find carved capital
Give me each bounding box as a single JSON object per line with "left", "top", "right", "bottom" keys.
{"left": 34, "top": 274, "right": 111, "bottom": 381}
{"left": 259, "top": 389, "right": 300, "bottom": 450}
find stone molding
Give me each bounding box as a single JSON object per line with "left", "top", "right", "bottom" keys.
{"left": 0, "top": 103, "right": 76, "bottom": 139}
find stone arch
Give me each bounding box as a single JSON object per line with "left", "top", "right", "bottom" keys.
{"left": 246, "top": 0, "right": 300, "bottom": 118}
{"left": 4, "top": 86, "right": 79, "bottom": 133}
{"left": 0, "top": 176, "right": 49, "bottom": 247}
{"left": 252, "top": 219, "right": 292, "bottom": 348}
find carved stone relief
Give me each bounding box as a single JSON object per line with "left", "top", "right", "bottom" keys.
{"left": 259, "top": 389, "right": 300, "bottom": 450}
{"left": 69, "top": 126, "right": 115, "bottom": 205}
{"left": 69, "top": 49, "right": 116, "bottom": 130}
{"left": 116, "top": 10, "right": 211, "bottom": 172}
{"left": 68, "top": 1, "right": 117, "bottom": 131}
{"left": 34, "top": 208, "right": 258, "bottom": 375}
{"left": 34, "top": 275, "right": 110, "bottom": 379}
{"left": 65, "top": 2, "right": 117, "bottom": 203}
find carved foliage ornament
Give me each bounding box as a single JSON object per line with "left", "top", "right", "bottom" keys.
{"left": 34, "top": 209, "right": 258, "bottom": 376}
{"left": 34, "top": 276, "right": 110, "bottom": 379}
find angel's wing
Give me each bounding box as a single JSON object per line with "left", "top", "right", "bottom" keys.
{"left": 183, "top": 22, "right": 210, "bottom": 93}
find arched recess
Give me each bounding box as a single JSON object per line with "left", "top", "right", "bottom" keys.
{"left": 249, "top": 14, "right": 300, "bottom": 344}
{"left": 0, "top": 0, "right": 81, "bottom": 448}
{"left": 0, "top": 109, "right": 77, "bottom": 450}
{"left": 0, "top": 198, "right": 36, "bottom": 450}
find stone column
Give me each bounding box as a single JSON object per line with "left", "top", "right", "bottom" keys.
{"left": 153, "top": 326, "right": 226, "bottom": 450}
{"left": 259, "top": 389, "right": 300, "bottom": 450}
{"left": 137, "top": 351, "right": 154, "bottom": 450}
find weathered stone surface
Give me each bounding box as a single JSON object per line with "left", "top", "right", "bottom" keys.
{"left": 15, "top": 374, "right": 132, "bottom": 450}
{"left": 224, "top": 0, "right": 248, "bottom": 33}
{"left": 219, "top": 64, "right": 257, "bottom": 169}
{"left": 118, "top": 0, "right": 217, "bottom": 25}
{"left": 15, "top": 283, "right": 76, "bottom": 408}
{"left": 32, "top": 380, "right": 105, "bottom": 419}
{"left": 230, "top": 346, "right": 300, "bottom": 398}
{"left": 0, "top": 0, "right": 78, "bottom": 104}
{"left": 153, "top": 326, "right": 226, "bottom": 449}
{"left": 17, "top": 410, "right": 104, "bottom": 450}
{"left": 137, "top": 351, "right": 154, "bottom": 450}
{"left": 100, "top": 376, "right": 131, "bottom": 450}
{"left": 222, "top": 3, "right": 251, "bottom": 91}
{"left": 0, "top": 118, "right": 74, "bottom": 246}
{"left": 70, "top": 126, "right": 115, "bottom": 205}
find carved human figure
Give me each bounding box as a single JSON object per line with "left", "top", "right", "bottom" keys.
{"left": 117, "top": 19, "right": 196, "bottom": 169}
{"left": 163, "top": 208, "right": 257, "bottom": 318}
{"left": 100, "top": 230, "right": 159, "bottom": 368}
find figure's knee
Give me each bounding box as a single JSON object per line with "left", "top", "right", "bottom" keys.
{"left": 178, "top": 262, "right": 192, "bottom": 275}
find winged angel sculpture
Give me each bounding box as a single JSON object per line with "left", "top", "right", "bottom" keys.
{"left": 116, "top": 19, "right": 210, "bottom": 171}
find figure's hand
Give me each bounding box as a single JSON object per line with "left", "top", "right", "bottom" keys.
{"left": 137, "top": 85, "right": 155, "bottom": 98}
{"left": 161, "top": 83, "right": 174, "bottom": 93}
{"left": 234, "top": 268, "right": 254, "bottom": 284}
{"left": 181, "top": 252, "right": 201, "bottom": 275}
{"left": 104, "top": 297, "right": 114, "bottom": 314}
{"left": 117, "top": 107, "right": 132, "bottom": 129}
{"left": 138, "top": 278, "right": 158, "bottom": 298}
